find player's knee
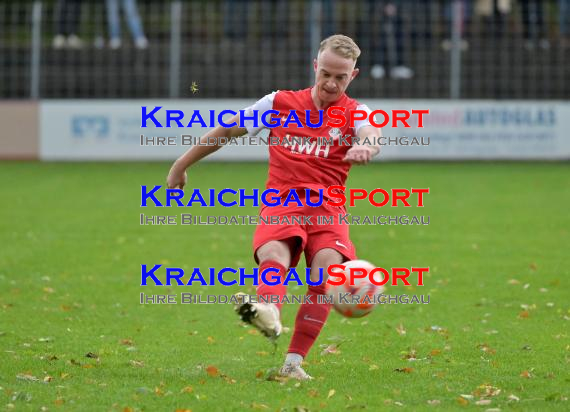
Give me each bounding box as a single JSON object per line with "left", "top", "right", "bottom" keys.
{"left": 257, "top": 240, "right": 292, "bottom": 268}
{"left": 309, "top": 248, "right": 344, "bottom": 285}
{"left": 311, "top": 248, "right": 344, "bottom": 272}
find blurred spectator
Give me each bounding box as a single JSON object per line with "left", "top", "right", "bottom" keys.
{"left": 561, "top": 0, "right": 570, "bottom": 45}
{"left": 52, "top": 0, "right": 83, "bottom": 49}
{"left": 441, "top": 0, "right": 473, "bottom": 51}
{"left": 261, "top": 0, "right": 288, "bottom": 39}
{"left": 224, "top": 0, "right": 248, "bottom": 40}
{"left": 520, "top": 0, "right": 549, "bottom": 49}
{"left": 322, "top": 0, "right": 336, "bottom": 39}
{"left": 475, "top": 0, "right": 512, "bottom": 39}
{"left": 359, "top": 1, "right": 414, "bottom": 80}
{"left": 106, "top": 0, "right": 148, "bottom": 49}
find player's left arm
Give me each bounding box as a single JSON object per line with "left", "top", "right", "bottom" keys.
{"left": 343, "top": 125, "right": 382, "bottom": 165}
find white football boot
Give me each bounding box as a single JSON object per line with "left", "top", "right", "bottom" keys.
{"left": 234, "top": 292, "right": 282, "bottom": 341}
{"left": 279, "top": 363, "right": 313, "bottom": 381}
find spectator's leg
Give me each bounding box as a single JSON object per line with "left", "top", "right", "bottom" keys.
{"left": 520, "top": 0, "right": 531, "bottom": 41}
{"left": 66, "top": 0, "right": 81, "bottom": 36}
{"left": 393, "top": 13, "right": 405, "bottom": 67}
{"left": 55, "top": 0, "right": 66, "bottom": 36}
{"left": 368, "top": 0, "right": 386, "bottom": 79}
{"left": 262, "top": 0, "right": 288, "bottom": 39}
{"left": 121, "top": 0, "right": 148, "bottom": 48}
{"left": 533, "top": 0, "right": 549, "bottom": 47}
{"left": 322, "top": 0, "right": 336, "bottom": 38}
{"left": 561, "top": 0, "right": 568, "bottom": 36}
{"left": 274, "top": 0, "right": 288, "bottom": 38}
{"left": 224, "top": 0, "right": 247, "bottom": 40}
{"left": 492, "top": 0, "right": 506, "bottom": 39}
{"left": 53, "top": 0, "right": 67, "bottom": 48}
{"left": 106, "top": 0, "right": 122, "bottom": 47}
{"left": 389, "top": 8, "right": 413, "bottom": 80}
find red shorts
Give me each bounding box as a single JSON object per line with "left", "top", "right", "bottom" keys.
{"left": 253, "top": 193, "right": 357, "bottom": 267}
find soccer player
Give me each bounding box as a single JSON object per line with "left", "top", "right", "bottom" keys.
{"left": 167, "top": 34, "right": 382, "bottom": 380}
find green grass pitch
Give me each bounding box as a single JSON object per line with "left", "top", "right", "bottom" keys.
{"left": 0, "top": 161, "right": 569, "bottom": 411}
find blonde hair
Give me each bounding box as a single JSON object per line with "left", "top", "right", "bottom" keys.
{"left": 318, "top": 34, "right": 361, "bottom": 61}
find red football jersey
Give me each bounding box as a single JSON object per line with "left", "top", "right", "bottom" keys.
{"left": 243, "top": 87, "right": 374, "bottom": 198}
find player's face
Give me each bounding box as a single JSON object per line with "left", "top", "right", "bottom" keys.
{"left": 313, "top": 49, "right": 359, "bottom": 105}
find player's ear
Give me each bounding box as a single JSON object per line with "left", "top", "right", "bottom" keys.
{"left": 313, "top": 58, "right": 318, "bottom": 72}
{"left": 351, "top": 68, "right": 360, "bottom": 80}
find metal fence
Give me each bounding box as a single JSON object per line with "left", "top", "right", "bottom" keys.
{"left": 1, "top": 0, "right": 569, "bottom": 99}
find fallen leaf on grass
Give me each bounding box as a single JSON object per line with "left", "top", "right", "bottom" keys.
{"left": 43, "top": 376, "right": 52, "bottom": 383}
{"left": 308, "top": 389, "right": 319, "bottom": 398}
{"left": 251, "top": 402, "right": 269, "bottom": 410}
{"left": 119, "top": 339, "right": 133, "bottom": 346}
{"left": 474, "top": 384, "right": 501, "bottom": 397}
{"left": 402, "top": 348, "right": 417, "bottom": 360}
{"left": 180, "top": 386, "right": 193, "bottom": 393}
{"left": 175, "top": 409, "right": 192, "bottom": 412}
{"left": 396, "top": 323, "right": 406, "bottom": 336}
{"left": 206, "top": 366, "right": 219, "bottom": 377}
{"left": 520, "top": 370, "right": 532, "bottom": 378}
{"left": 321, "top": 343, "right": 342, "bottom": 356}
{"left": 477, "top": 343, "right": 496, "bottom": 355}
{"left": 207, "top": 336, "right": 215, "bottom": 344}
{"left": 518, "top": 311, "right": 530, "bottom": 319}
{"left": 394, "top": 368, "right": 414, "bottom": 373}
{"left": 456, "top": 396, "right": 469, "bottom": 405}
{"left": 427, "top": 400, "right": 440, "bottom": 405}
{"left": 130, "top": 360, "right": 144, "bottom": 367}
{"left": 507, "top": 394, "right": 520, "bottom": 402}
{"left": 475, "top": 399, "right": 491, "bottom": 405}
{"left": 327, "top": 389, "right": 336, "bottom": 399}
{"left": 529, "top": 262, "right": 537, "bottom": 271}
{"left": 369, "top": 364, "right": 379, "bottom": 371}
{"left": 221, "top": 374, "right": 236, "bottom": 384}
{"left": 255, "top": 371, "right": 264, "bottom": 379}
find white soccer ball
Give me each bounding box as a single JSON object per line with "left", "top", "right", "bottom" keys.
{"left": 326, "top": 259, "right": 384, "bottom": 318}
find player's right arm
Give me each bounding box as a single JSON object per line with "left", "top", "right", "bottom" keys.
{"left": 166, "top": 92, "right": 276, "bottom": 189}
{"left": 167, "top": 115, "right": 246, "bottom": 189}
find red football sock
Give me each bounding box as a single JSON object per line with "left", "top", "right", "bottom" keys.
{"left": 256, "top": 260, "right": 287, "bottom": 311}
{"left": 288, "top": 284, "right": 332, "bottom": 357}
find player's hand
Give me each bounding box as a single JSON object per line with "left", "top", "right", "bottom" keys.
{"left": 343, "top": 146, "right": 376, "bottom": 165}
{"left": 167, "top": 161, "right": 188, "bottom": 189}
